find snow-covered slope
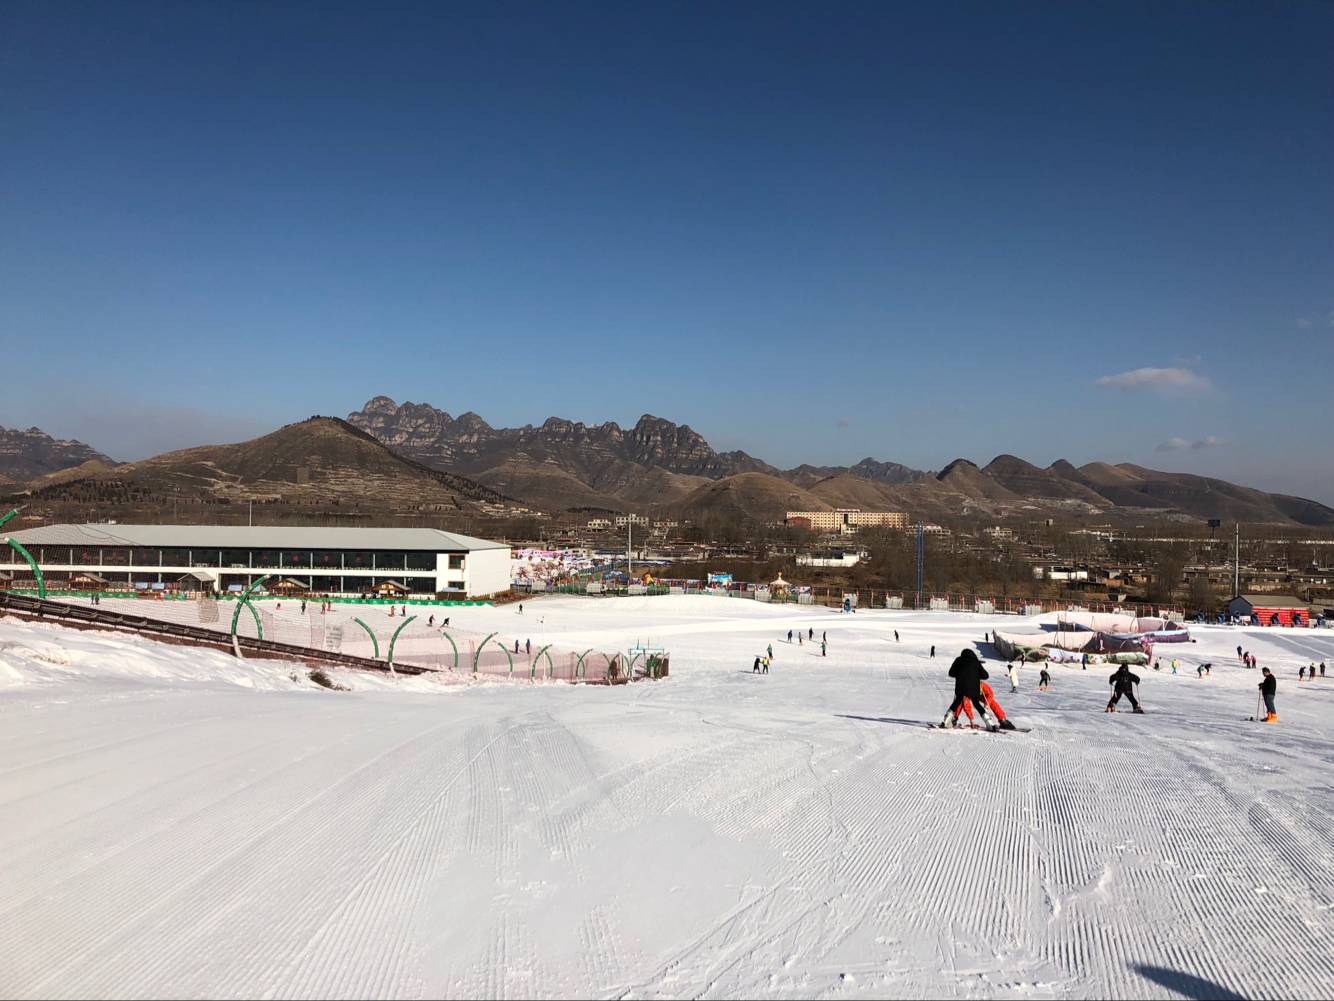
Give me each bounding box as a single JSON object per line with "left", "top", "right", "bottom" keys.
{"left": 2, "top": 598, "right": 1332, "bottom": 999}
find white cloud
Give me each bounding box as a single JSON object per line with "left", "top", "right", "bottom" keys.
{"left": 1155, "top": 437, "right": 1191, "bottom": 452}
{"left": 1155, "top": 435, "right": 1226, "bottom": 452}
{"left": 1095, "top": 367, "right": 1212, "bottom": 394}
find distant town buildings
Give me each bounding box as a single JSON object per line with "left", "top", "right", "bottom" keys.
{"left": 785, "top": 509, "right": 907, "bottom": 534}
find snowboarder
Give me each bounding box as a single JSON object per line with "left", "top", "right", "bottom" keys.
{"left": 1107, "top": 664, "right": 1143, "bottom": 713}
{"left": 953, "top": 680, "right": 1017, "bottom": 730}
{"left": 443, "top": 617, "right": 450, "bottom": 628}
{"left": 1007, "top": 660, "right": 1020, "bottom": 693}
{"left": 930, "top": 645, "right": 936, "bottom": 659}
{"left": 941, "top": 649, "right": 996, "bottom": 730}
{"left": 1038, "top": 667, "right": 1052, "bottom": 691}
{"left": 1259, "top": 668, "right": 1278, "bottom": 723}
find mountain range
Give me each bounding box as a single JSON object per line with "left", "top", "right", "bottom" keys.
{"left": 3, "top": 401, "right": 1332, "bottom": 528}
{"left": 346, "top": 397, "right": 1334, "bottom": 526}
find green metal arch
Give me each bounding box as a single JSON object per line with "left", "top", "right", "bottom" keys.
{"left": 627, "top": 651, "right": 644, "bottom": 675}
{"left": 386, "top": 615, "right": 417, "bottom": 674}
{"left": 533, "top": 643, "right": 554, "bottom": 679}
{"left": 230, "top": 575, "right": 269, "bottom": 642}
{"left": 575, "top": 648, "right": 594, "bottom": 679}
{"left": 473, "top": 631, "right": 516, "bottom": 675}
{"left": 438, "top": 629, "right": 459, "bottom": 671}
{"left": 602, "top": 652, "right": 619, "bottom": 683}
{"left": 351, "top": 617, "right": 380, "bottom": 659}
{"left": 1, "top": 509, "right": 45, "bottom": 600}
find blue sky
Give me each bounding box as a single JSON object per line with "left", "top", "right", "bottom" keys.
{"left": 2, "top": 1, "right": 1332, "bottom": 501}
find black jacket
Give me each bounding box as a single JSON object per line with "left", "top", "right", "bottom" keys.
{"left": 1109, "top": 667, "right": 1140, "bottom": 693}
{"left": 948, "top": 650, "right": 988, "bottom": 697}
{"left": 1260, "top": 674, "right": 1276, "bottom": 696}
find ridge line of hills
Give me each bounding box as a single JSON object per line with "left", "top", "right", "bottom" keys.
{"left": 3, "top": 403, "right": 1332, "bottom": 528}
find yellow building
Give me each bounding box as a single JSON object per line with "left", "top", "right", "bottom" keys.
{"left": 785, "top": 509, "right": 907, "bottom": 534}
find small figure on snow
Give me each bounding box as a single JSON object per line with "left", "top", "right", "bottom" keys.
{"left": 1038, "top": 666, "right": 1051, "bottom": 691}
{"left": 1259, "top": 668, "right": 1278, "bottom": 723}
{"left": 753, "top": 656, "right": 762, "bottom": 674}
{"left": 941, "top": 649, "right": 997, "bottom": 731}
{"left": 1106, "top": 664, "right": 1143, "bottom": 714}
{"left": 930, "top": 644, "right": 936, "bottom": 659}
{"left": 1007, "top": 660, "right": 1020, "bottom": 693}
{"left": 1299, "top": 665, "right": 1306, "bottom": 682}
{"left": 820, "top": 640, "right": 827, "bottom": 657}
{"left": 953, "top": 680, "right": 1016, "bottom": 730}
{"left": 787, "top": 629, "right": 793, "bottom": 643}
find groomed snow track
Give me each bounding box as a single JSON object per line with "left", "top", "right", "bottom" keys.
{"left": 0, "top": 592, "right": 435, "bottom": 675}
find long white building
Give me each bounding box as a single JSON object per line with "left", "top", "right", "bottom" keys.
{"left": 0, "top": 524, "right": 512, "bottom": 598}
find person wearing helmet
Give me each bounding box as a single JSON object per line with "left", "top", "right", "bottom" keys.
{"left": 1106, "top": 663, "right": 1143, "bottom": 713}
{"left": 942, "top": 649, "right": 996, "bottom": 730}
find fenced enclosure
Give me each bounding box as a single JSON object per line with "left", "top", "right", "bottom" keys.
{"left": 23, "top": 591, "right": 666, "bottom": 684}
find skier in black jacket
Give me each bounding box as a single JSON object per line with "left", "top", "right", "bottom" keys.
{"left": 1259, "top": 667, "right": 1278, "bottom": 722}
{"left": 1106, "top": 664, "right": 1143, "bottom": 713}
{"left": 941, "top": 649, "right": 996, "bottom": 729}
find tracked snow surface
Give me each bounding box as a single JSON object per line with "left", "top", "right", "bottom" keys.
{"left": 2, "top": 596, "right": 1333, "bottom": 999}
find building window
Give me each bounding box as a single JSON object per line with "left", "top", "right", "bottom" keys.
{"left": 406, "top": 551, "right": 434, "bottom": 571}
{"left": 344, "top": 551, "right": 372, "bottom": 569}
{"left": 190, "top": 550, "right": 220, "bottom": 567}
{"left": 100, "top": 547, "right": 130, "bottom": 566}
{"left": 313, "top": 551, "right": 341, "bottom": 569}
{"left": 252, "top": 550, "right": 280, "bottom": 568}
{"left": 373, "top": 552, "right": 406, "bottom": 571}
{"left": 222, "top": 550, "right": 249, "bottom": 569}
{"left": 132, "top": 548, "right": 160, "bottom": 566}
{"left": 409, "top": 577, "right": 435, "bottom": 594}
{"left": 160, "top": 548, "right": 190, "bottom": 567}
{"left": 448, "top": 554, "right": 465, "bottom": 570}
{"left": 282, "top": 551, "right": 312, "bottom": 569}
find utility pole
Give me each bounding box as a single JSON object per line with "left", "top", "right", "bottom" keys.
{"left": 627, "top": 519, "right": 633, "bottom": 583}
{"left": 1232, "top": 522, "right": 1241, "bottom": 598}
{"left": 915, "top": 522, "right": 925, "bottom": 609}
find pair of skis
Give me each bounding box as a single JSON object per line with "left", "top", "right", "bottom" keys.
{"left": 926, "top": 722, "right": 1032, "bottom": 734}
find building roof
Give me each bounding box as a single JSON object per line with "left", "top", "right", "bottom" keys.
{"left": 6, "top": 524, "right": 509, "bottom": 552}
{"left": 1232, "top": 593, "right": 1309, "bottom": 608}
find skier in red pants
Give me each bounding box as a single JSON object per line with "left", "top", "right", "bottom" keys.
{"left": 954, "top": 681, "right": 1016, "bottom": 730}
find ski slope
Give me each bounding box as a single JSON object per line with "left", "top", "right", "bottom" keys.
{"left": 2, "top": 596, "right": 1333, "bottom": 1000}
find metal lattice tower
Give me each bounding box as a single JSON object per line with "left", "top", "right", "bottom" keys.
{"left": 915, "top": 522, "right": 924, "bottom": 607}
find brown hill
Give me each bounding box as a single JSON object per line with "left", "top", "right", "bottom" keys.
{"left": 347, "top": 397, "right": 773, "bottom": 511}
{"left": 19, "top": 418, "right": 514, "bottom": 513}
{"left": 807, "top": 474, "right": 906, "bottom": 509}
{"left": 0, "top": 425, "right": 113, "bottom": 481}
{"left": 677, "top": 473, "right": 831, "bottom": 524}
{"left": 982, "top": 455, "right": 1107, "bottom": 507}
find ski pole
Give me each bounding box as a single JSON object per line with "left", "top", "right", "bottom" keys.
{"left": 1255, "top": 692, "right": 1262, "bottom": 721}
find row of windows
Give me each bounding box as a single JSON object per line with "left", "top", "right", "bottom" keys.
{"left": 3, "top": 572, "right": 463, "bottom": 595}
{"left": 13, "top": 548, "right": 465, "bottom": 572}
